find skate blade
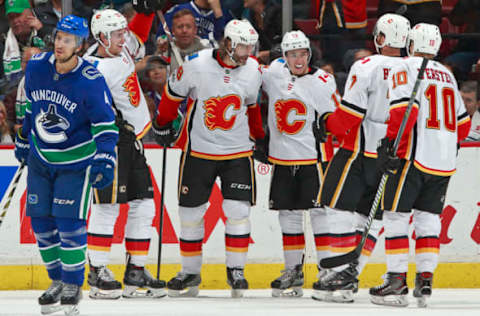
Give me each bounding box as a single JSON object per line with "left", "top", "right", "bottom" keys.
{"left": 416, "top": 295, "right": 429, "bottom": 308}
{"left": 62, "top": 305, "right": 79, "bottom": 316}
{"left": 40, "top": 303, "right": 62, "bottom": 315}
{"left": 323, "top": 290, "right": 354, "bottom": 303}
{"left": 167, "top": 286, "right": 199, "bottom": 297}
{"left": 231, "top": 288, "right": 245, "bottom": 298}
{"left": 370, "top": 294, "right": 409, "bottom": 307}
{"left": 89, "top": 287, "right": 122, "bottom": 300}
{"left": 311, "top": 289, "right": 333, "bottom": 301}
{"left": 272, "top": 287, "right": 303, "bottom": 298}
{"left": 122, "top": 285, "right": 167, "bottom": 298}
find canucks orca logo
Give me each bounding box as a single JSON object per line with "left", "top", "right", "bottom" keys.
{"left": 35, "top": 104, "right": 70, "bottom": 143}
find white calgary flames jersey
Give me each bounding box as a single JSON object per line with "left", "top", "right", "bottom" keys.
{"left": 262, "top": 58, "right": 338, "bottom": 164}
{"left": 166, "top": 48, "right": 261, "bottom": 159}
{"left": 342, "top": 54, "right": 402, "bottom": 156}
{"left": 84, "top": 30, "right": 151, "bottom": 138}
{"left": 388, "top": 57, "right": 469, "bottom": 175}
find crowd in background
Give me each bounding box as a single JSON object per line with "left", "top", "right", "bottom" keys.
{"left": 1, "top": 0, "right": 479, "bottom": 144}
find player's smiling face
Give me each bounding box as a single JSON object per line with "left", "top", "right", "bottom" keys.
{"left": 54, "top": 31, "right": 78, "bottom": 62}
{"left": 285, "top": 49, "right": 309, "bottom": 76}
{"left": 104, "top": 28, "right": 126, "bottom": 56}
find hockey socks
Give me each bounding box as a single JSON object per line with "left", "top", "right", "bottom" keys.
{"left": 31, "top": 216, "right": 87, "bottom": 286}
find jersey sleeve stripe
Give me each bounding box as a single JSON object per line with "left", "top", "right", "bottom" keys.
{"left": 338, "top": 103, "right": 364, "bottom": 119}
{"left": 91, "top": 122, "right": 119, "bottom": 138}
{"left": 340, "top": 99, "right": 367, "bottom": 115}
{"left": 166, "top": 83, "right": 186, "bottom": 101}
{"left": 389, "top": 102, "right": 419, "bottom": 111}
{"left": 457, "top": 111, "right": 469, "bottom": 122}
{"left": 390, "top": 97, "right": 420, "bottom": 108}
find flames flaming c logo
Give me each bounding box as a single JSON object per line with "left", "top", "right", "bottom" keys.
{"left": 274, "top": 99, "right": 307, "bottom": 135}
{"left": 203, "top": 95, "right": 242, "bottom": 131}
{"left": 122, "top": 72, "right": 141, "bottom": 107}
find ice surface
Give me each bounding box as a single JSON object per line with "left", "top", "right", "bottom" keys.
{"left": 0, "top": 289, "right": 479, "bottom": 316}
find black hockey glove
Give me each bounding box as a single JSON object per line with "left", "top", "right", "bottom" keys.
{"left": 131, "top": 0, "right": 165, "bottom": 14}
{"left": 313, "top": 112, "right": 332, "bottom": 143}
{"left": 253, "top": 135, "right": 270, "bottom": 164}
{"left": 377, "top": 137, "right": 400, "bottom": 176}
{"left": 152, "top": 120, "right": 176, "bottom": 147}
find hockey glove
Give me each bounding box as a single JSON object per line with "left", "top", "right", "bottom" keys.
{"left": 313, "top": 112, "right": 332, "bottom": 143}
{"left": 131, "top": 0, "right": 165, "bottom": 14}
{"left": 377, "top": 137, "right": 400, "bottom": 176}
{"left": 253, "top": 135, "right": 270, "bottom": 164}
{"left": 14, "top": 128, "right": 29, "bottom": 163}
{"left": 89, "top": 153, "right": 116, "bottom": 189}
{"left": 152, "top": 120, "right": 176, "bottom": 147}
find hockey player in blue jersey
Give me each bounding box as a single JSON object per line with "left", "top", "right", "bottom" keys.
{"left": 13, "top": 15, "right": 119, "bottom": 316}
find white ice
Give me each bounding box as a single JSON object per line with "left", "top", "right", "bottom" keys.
{"left": 0, "top": 289, "right": 479, "bottom": 316}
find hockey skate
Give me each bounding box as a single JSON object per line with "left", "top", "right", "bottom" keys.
{"left": 369, "top": 272, "right": 409, "bottom": 307}
{"left": 312, "top": 264, "right": 358, "bottom": 303}
{"left": 61, "top": 283, "right": 82, "bottom": 316}
{"left": 167, "top": 272, "right": 202, "bottom": 297}
{"left": 227, "top": 267, "right": 248, "bottom": 298}
{"left": 271, "top": 264, "right": 304, "bottom": 297}
{"left": 88, "top": 265, "right": 122, "bottom": 299}
{"left": 122, "top": 259, "right": 166, "bottom": 298}
{"left": 413, "top": 272, "right": 433, "bottom": 308}
{"left": 38, "top": 280, "right": 63, "bottom": 315}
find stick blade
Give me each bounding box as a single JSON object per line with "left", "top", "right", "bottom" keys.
{"left": 319, "top": 250, "right": 360, "bottom": 269}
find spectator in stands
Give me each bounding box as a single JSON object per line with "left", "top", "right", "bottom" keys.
{"left": 14, "top": 46, "right": 42, "bottom": 134}
{"left": 243, "top": 0, "right": 282, "bottom": 64}
{"left": 156, "top": 0, "right": 233, "bottom": 46}
{"left": 0, "top": 101, "right": 12, "bottom": 144}
{"left": 447, "top": 0, "right": 480, "bottom": 80}
{"left": 1, "top": 0, "right": 40, "bottom": 90}
{"left": 32, "top": 0, "right": 62, "bottom": 47}
{"left": 142, "top": 55, "right": 169, "bottom": 110}
{"left": 460, "top": 81, "right": 479, "bottom": 118}
{"left": 156, "top": 8, "right": 209, "bottom": 70}
{"left": 463, "top": 81, "right": 480, "bottom": 141}
{"left": 377, "top": 0, "right": 441, "bottom": 26}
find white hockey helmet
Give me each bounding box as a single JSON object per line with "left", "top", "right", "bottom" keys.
{"left": 373, "top": 13, "right": 410, "bottom": 53}
{"left": 224, "top": 19, "right": 259, "bottom": 49}
{"left": 407, "top": 23, "right": 442, "bottom": 57}
{"left": 281, "top": 30, "right": 311, "bottom": 60}
{"left": 91, "top": 9, "right": 127, "bottom": 43}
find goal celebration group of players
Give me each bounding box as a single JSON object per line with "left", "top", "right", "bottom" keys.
{"left": 12, "top": 0, "right": 471, "bottom": 314}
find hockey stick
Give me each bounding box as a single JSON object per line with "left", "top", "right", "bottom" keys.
{"left": 0, "top": 162, "right": 26, "bottom": 228}
{"left": 156, "top": 146, "right": 167, "bottom": 280}
{"left": 156, "top": 9, "right": 183, "bottom": 67}
{"left": 320, "top": 58, "right": 429, "bottom": 269}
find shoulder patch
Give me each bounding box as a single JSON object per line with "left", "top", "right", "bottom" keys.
{"left": 187, "top": 53, "right": 199, "bottom": 61}
{"left": 277, "top": 58, "right": 285, "bottom": 64}
{"left": 30, "top": 52, "right": 47, "bottom": 61}
{"left": 82, "top": 65, "right": 103, "bottom": 80}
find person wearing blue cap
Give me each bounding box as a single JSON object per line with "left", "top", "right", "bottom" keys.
{"left": 13, "top": 14, "right": 119, "bottom": 316}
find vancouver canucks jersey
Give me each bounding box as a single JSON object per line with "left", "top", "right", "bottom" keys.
{"left": 21, "top": 52, "right": 119, "bottom": 169}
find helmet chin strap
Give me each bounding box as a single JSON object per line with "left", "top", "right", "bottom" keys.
{"left": 226, "top": 44, "right": 240, "bottom": 66}
{"left": 98, "top": 34, "right": 116, "bottom": 57}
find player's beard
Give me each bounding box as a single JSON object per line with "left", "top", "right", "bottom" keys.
{"left": 232, "top": 52, "right": 248, "bottom": 66}
{"left": 56, "top": 52, "right": 76, "bottom": 64}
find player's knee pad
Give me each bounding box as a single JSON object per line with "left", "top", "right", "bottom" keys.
{"left": 310, "top": 207, "right": 328, "bottom": 235}
{"left": 88, "top": 203, "right": 119, "bottom": 234}
{"left": 326, "top": 206, "right": 355, "bottom": 234}
{"left": 179, "top": 203, "right": 208, "bottom": 240}
{"left": 125, "top": 198, "right": 156, "bottom": 239}
{"left": 30, "top": 217, "right": 59, "bottom": 247}
{"left": 414, "top": 209, "right": 440, "bottom": 237}
{"left": 383, "top": 211, "right": 410, "bottom": 237}
{"left": 127, "top": 198, "right": 155, "bottom": 220}
{"left": 223, "top": 199, "right": 251, "bottom": 235}
{"left": 278, "top": 210, "right": 304, "bottom": 234}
